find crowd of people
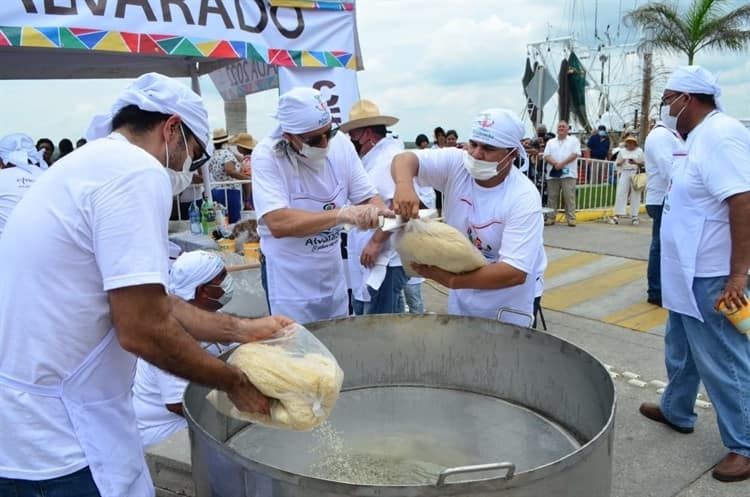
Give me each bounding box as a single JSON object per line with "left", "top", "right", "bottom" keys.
{"left": 0, "top": 63, "right": 748, "bottom": 497}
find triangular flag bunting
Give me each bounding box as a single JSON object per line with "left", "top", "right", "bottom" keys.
{"left": 246, "top": 43, "right": 267, "bottom": 62}
{"left": 22, "top": 27, "right": 56, "bottom": 48}
{"left": 230, "top": 41, "right": 246, "bottom": 59}
{"left": 288, "top": 50, "right": 302, "bottom": 67}
{"left": 95, "top": 31, "right": 129, "bottom": 52}
{"left": 37, "top": 27, "right": 60, "bottom": 47}
{"left": 302, "top": 51, "right": 326, "bottom": 67}
{"left": 156, "top": 36, "right": 182, "bottom": 54}
{"left": 195, "top": 40, "right": 219, "bottom": 56}
{"left": 150, "top": 33, "right": 176, "bottom": 41}
{"left": 0, "top": 26, "right": 21, "bottom": 47}
{"left": 0, "top": 31, "right": 10, "bottom": 47}
{"left": 138, "top": 35, "right": 165, "bottom": 55}
{"left": 172, "top": 38, "right": 203, "bottom": 57}
{"left": 78, "top": 31, "right": 108, "bottom": 49}
{"left": 324, "top": 52, "right": 343, "bottom": 67}
{"left": 121, "top": 32, "right": 139, "bottom": 53}
{"left": 332, "top": 51, "right": 352, "bottom": 67}
{"left": 345, "top": 55, "right": 358, "bottom": 70}
{"left": 60, "top": 28, "right": 87, "bottom": 50}
{"left": 69, "top": 27, "right": 101, "bottom": 36}
{"left": 210, "top": 40, "right": 238, "bottom": 58}
{"left": 269, "top": 49, "right": 294, "bottom": 66}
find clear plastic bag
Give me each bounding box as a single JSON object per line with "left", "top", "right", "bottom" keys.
{"left": 206, "top": 323, "right": 344, "bottom": 431}
{"left": 394, "top": 219, "right": 488, "bottom": 277}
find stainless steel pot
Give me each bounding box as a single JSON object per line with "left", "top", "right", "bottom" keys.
{"left": 184, "top": 314, "right": 616, "bottom": 497}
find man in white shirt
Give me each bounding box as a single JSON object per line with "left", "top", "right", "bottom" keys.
{"left": 391, "top": 108, "right": 547, "bottom": 327}
{"left": 251, "top": 88, "right": 389, "bottom": 324}
{"left": 134, "top": 251, "right": 236, "bottom": 448}
{"left": 643, "top": 120, "right": 685, "bottom": 306}
{"left": 0, "top": 133, "right": 47, "bottom": 236}
{"left": 0, "top": 73, "right": 292, "bottom": 497}
{"left": 339, "top": 100, "right": 408, "bottom": 314}
{"left": 638, "top": 66, "right": 750, "bottom": 483}
{"left": 543, "top": 121, "right": 581, "bottom": 226}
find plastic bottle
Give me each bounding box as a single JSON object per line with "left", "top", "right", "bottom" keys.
{"left": 189, "top": 201, "right": 202, "bottom": 234}
{"left": 201, "top": 194, "right": 216, "bottom": 235}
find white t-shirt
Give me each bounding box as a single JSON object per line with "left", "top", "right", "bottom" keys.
{"left": 0, "top": 135, "right": 171, "bottom": 479}
{"left": 415, "top": 148, "right": 547, "bottom": 324}
{"left": 0, "top": 166, "right": 42, "bottom": 236}
{"left": 544, "top": 136, "right": 581, "bottom": 179}
{"left": 644, "top": 124, "right": 685, "bottom": 206}
{"left": 668, "top": 112, "right": 750, "bottom": 277}
{"left": 133, "top": 343, "right": 227, "bottom": 448}
{"left": 615, "top": 147, "right": 644, "bottom": 171}
{"left": 251, "top": 132, "right": 376, "bottom": 238}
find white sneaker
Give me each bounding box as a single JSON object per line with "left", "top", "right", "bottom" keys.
{"left": 608, "top": 216, "right": 619, "bottom": 225}
{"left": 632, "top": 218, "right": 640, "bottom": 225}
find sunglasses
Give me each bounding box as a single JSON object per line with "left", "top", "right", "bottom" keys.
{"left": 182, "top": 124, "right": 211, "bottom": 171}
{"left": 299, "top": 127, "right": 338, "bottom": 147}
{"left": 659, "top": 92, "right": 683, "bottom": 107}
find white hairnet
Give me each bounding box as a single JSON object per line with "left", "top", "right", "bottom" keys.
{"left": 169, "top": 250, "right": 225, "bottom": 301}
{"left": 469, "top": 108, "right": 528, "bottom": 172}
{"left": 270, "top": 87, "right": 332, "bottom": 139}
{"left": 86, "top": 72, "right": 212, "bottom": 153}
{"left": 665, "top": 65, "right": 724, "bottom": 112}
{"left": 0, "top": 133, "right": 48, "bottom": 174}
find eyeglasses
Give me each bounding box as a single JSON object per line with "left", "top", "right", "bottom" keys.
{"left": 659, "top": 92, "right": 682, "bottom": 107}
{"left": 182, "top": 124, "right": 211, "bottom": 171}
{"left": 299, "top": 127, "right": 338, "bottom": 147}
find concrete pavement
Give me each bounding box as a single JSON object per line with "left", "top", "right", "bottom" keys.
{"left": 147, "top": 216, "right": 750, "bottom": 496}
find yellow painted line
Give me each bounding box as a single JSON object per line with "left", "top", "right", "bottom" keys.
{"left": 542, "top": 260, "right": 646, "bottom": 311}
{"left": 544, "top": 252, "right": 606, "bottom": 280}
{"left": 603, "top": 301, "right": 668, "bottom": 332}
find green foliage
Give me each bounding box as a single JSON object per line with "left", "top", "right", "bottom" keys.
{"left": 625, "top": 0, "right": 750, "bottom": 63}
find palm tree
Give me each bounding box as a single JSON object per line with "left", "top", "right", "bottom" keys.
{"left": 625, "top": 0, "right": 750, "bottom": 64}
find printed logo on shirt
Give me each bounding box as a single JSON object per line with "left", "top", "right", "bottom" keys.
{"left": 467, "top": 227, "right": 496, "bottom": 262}
{"left": 305, "top": 229, "right": 341, "bottom": 253}
{"left": 323, "top": 202, "right": 336, "bottom": 211}
{"left": 16, "top": 177, "right": 34, "bottom": 189}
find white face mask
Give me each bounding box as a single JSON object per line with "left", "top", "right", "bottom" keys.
{"left": 660, "top": 94, "right": 687, "bottom": 132}
{"left": 206, "top": 274, "right": 234, "bottom": 307}
{"left": 163, "top": 124, "right": 194, "bottom": 174}
{"left": 463, "top": 149, "right": 513, "bottom": 181}
{"left": 298, "top": 142, "right": 329, "bottom": 170}
{"left": 166, "top": 168, "right": 194, "bottom": 195}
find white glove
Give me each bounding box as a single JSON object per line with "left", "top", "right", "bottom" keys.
{"left": 337, "top": 205, "right": 381, "bottom": 230}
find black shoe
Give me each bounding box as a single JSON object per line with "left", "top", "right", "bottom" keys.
{"left": 647, "top": 296, "right": 662, "bottom": 307}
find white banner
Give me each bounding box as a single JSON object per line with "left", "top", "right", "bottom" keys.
{"left": 2, "top": 1, "right": 361, "bottom": 69}
{"left": 278, "top": 67, "right": 359, "bottom": 127}
{"left": 210, "top": 58, "right": 278, "bottom": 100}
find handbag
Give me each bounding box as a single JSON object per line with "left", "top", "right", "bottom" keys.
{"left": 631, "top": 168, "right": 647, "bottom": 191}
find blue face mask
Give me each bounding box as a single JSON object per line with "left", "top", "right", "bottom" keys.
{"left": 598, "top": 130, "right": 607, "bottom": 137}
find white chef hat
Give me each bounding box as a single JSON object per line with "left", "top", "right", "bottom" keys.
{"left": 270, "top": 87, "right": 332, "bottom": 138}
{"left": 0, "top": 133, "right": 48, "bottom": 174}
{"left": 469, "top": 108, "right": 529, "bottom": 172}
{"left": 665, "top": 65, "right": 724, "bottom": 112}
{"left": 169, "top": 250, "right": 225, "bottom": 301}
{"left": 85, "top": 72, "right": 213, "bottom": 153}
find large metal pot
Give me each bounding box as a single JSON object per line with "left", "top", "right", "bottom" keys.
{"left": 184, "top": 314, "right": 616, "bottom": 496}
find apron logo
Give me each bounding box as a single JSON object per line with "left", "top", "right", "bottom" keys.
{"left": 323, "top": 202, "right": 336, "bottom": 211}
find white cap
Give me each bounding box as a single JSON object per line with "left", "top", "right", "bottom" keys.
{"left": 0, "top": 133, "right": 48, "bottom": 174}
{"left": 271, "top": 87, "right": 332, "bottom": 137}
{"left": 665, "top": 65, "right": 724, "bottom": 112}
{"left": 85, "top": 72, "right": 212, "bottom": 153}
{"left": 469, "top": 108, "right": 528, "bottom": 171}
{"left": 168, "top": 251, "right": 225, "bottom": 301}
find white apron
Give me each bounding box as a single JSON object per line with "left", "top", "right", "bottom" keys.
{"left": 262, "top": 159, "right": 349, "bottom": 324}
{"left": 660, "top": 154, "right": 705, "bottom": 321}
{"left": 0, "top": 328, "right": 153, "bottom": 497}
{"left": 449, "top": 181, "right": 537, "bottom": 327}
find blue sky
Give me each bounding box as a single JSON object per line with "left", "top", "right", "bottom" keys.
{"left": 1, "top": 0, "right": 748, "bottom": 147}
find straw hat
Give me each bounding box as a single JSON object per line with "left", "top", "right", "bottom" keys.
{"left": 338, "top": 100, "right": 399, "bottom": 133}
{"left": 624, "top": 135, "right": 638, "bottom": 144}
{"left": 212, "top": 128, "right": 230, "bottom": 144}
{"left": 229, "top": 132, "right": 258, "bottom": 150}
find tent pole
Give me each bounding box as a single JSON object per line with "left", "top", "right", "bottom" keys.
{"left": 190, "top": 62, "right": 212, "bottom": 207}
